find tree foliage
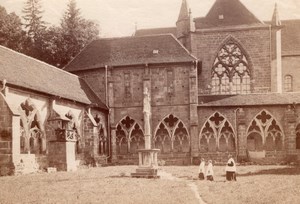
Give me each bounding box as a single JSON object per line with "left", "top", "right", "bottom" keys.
{"left": 0, "top": 6, "right": 24, "bottom": 51}
{"left": 0, "top": 0, "right": 100, "bottom": 68}
{"left": 21, "top": 0, "right": 48, "bottom": 60}
{"left": 56, "top": 0, "right": 99, "bottom": 67}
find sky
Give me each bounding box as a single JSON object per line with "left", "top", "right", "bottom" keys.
{"left": 1, "top": 0, "right": 300, "bottom": 37}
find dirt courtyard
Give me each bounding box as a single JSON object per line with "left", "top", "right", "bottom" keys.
{"left": 0, "top": 165, "right": 300, "bottom": 204}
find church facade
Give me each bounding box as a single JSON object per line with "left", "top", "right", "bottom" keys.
{"left": 65, "top": 0, "right": 300, "bottom": 165}
{"left": 1, "top": 0, "right": 300, "bottom": 176}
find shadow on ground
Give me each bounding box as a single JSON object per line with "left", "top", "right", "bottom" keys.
{"left": 237, "top": 166, "right": 300, "bottom": 176}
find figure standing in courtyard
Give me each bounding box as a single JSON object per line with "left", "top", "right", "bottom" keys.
{"left": 206, "top": 160, "right": 214, "bottom": 181}
{"left": 225, "top": 154, "right": 237, "bottom": 181}
{"left": 198, "top": 158, "right": 205, "bottom": 180}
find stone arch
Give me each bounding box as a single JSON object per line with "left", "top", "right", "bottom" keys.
{"left": 19, "top": 98, "right": 45, "bottom": 154}
{"left": 115, "top": 116, "right": 144, "bottom": 155}
{"left": 210, "top": 35, "right": 253, "bottom": 95}
{"left": 199, "top": 112, "right": 236, "bottom": 152}
{"left": 154, "top": 114, "right": 190, "bottom": 153}
{"left": 246, "top": 109, "right": 284, "bottom": 152}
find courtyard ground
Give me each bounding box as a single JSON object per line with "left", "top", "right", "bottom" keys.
{"left": 0, "top": 165, "right": 300, "bottom": 204}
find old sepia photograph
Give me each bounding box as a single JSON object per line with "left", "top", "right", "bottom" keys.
{"left": 0, "top": 0, "right": 300, "bottom": 203}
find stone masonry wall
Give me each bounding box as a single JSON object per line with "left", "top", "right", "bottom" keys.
{"left": 77, "top": 69, "right": 107, "bottom": 104}
{"left": 282, "top": 56, "right": 300, "bottom": 92}
{"left": 106, "top": 63, "right": 193, "bottom": 164}
{"left": 191, "top": 27, "right": 272, "bottom": 94}
{"left": 110, "top": 64, "right": 191, "bottom": 127}
{"left": 196, "top": 105, "right": 297, "bottom": 162}
{"left": 0, "top": 94, "right": 13, "bottom": 176}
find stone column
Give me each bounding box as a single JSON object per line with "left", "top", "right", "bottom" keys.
{"left": 236, "top": 108, "right": 247, "bottom": 161}
{"left": 284, "top": 106, "right": 297, "bottom": 158}
{"left": 12, "top": 116, "right": 21, "bottom": 164}
{"left": 143, "top": 87, "right": 151, "bottom": 149}
{"left": 189, "top": 63, "right": 198, "bottom": 163}
{"left": 110, "top": 126, "right": 117, "bottom": 162}
{"left": 143, "top": 68, "right": 151, "bottom": 149}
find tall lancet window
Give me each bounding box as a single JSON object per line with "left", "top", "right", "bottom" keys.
{"left": 211, "top": 39, "right": 251, "bottom": 95}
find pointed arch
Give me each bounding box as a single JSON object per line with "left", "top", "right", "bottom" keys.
{"left": 19, "top": 98, "right": 45, "bottom": 154}
{"left": 154, "top": 114, "right": 190, "bottom": 153}
{"left": 211, "top": 36, "right": 253, "bottom": 95}
{"left": 115, "top": 116, "right": 144, "bottom": 155}
{"left": 246, "top": 109, "right": 284, "bottom": 152}
{"left": 199, "top": 112, "right": 236, "bottom": 152}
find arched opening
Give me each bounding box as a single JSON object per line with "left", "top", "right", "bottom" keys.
{"left": 247, "top": 133, "right": 263, "bottom": 151}
{"left": 199, "top": 112, "right": 236, "bottom": 153}
{"left": 19, "top": 98, "right": 45, "bottom": 154}
{"left": 154, "top": 114, "right": 190, "bottom": 153}
{"left": 246, "top": 110, "right": 284, "bottom": 156}
{"left": 115, "top": 116, "right": 144, "bottom": 156}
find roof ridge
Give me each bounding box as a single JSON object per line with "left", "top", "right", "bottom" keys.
{"left": 90, "top": 33, "right": 178, "bottom": 41}
{"left": 0, "top": 45, "right": 80, "bottom": 79}
{"left": 136, "top": 26, "right": 176, "bottom": 31}
{"left": 169, "top": 34, "right": 198, "bottom": 60}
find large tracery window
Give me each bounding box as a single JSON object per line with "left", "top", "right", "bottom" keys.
{"left": 211, "top": 39, "right": 251, "bottom": 95}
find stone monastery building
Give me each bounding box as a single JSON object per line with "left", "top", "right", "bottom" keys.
{"left": 1, "top": 0, "right": 300, "bottom": 175}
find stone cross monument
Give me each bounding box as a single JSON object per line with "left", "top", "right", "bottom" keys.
{"left": 143, "top": 87, "right": 151, "bottom": 149}
{"left": 131, "top": 86, "right": 160, "bottom": 178}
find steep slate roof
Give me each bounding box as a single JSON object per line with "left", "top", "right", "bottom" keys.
{"left": 0, "top": 46, "right": 107, "bottom": 109}
{"left": 135, "top": 27, "right": 177, "bottom": 37}
{"left": 281, "top": 20, "right": 300, "bottom": 56}
{"left": 65, "top": 34, "right": 196, "bottom": 72}
{"left": 194, "top": 0, "right": 263, "bottom": 29}
{"left": 198, "top": 93, "right": 300, "bottom": 107}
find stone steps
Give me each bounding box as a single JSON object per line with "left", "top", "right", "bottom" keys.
{"left": 131, "top": 167, "right": 160, "bottom": 178}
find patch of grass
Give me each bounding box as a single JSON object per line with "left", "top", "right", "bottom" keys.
{"left": 0, "top": 165, "right": 300, "bottom": 204}
{"left": 162, "top": 165, "right": 300, "bottom": 204}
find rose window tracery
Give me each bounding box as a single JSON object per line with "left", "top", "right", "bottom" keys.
{"left": 211, "top": 39, "right": 251, "bottom": 94}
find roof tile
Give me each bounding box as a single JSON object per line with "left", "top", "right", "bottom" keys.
{"left": 0, "top": 46, "right": 107, "bottom": 109}
{"left": 64, "top": 34, "right": 196, "bottom": 72}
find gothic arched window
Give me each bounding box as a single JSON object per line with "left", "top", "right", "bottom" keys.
{"left": 199, "top": 112, "right": 236, "bottom": 152}
{"left": 116, "top": 116, "right": 144, "bottom": 155}
{"left": 284, "top": 75, "right": 293, "bottom": 92}
{"left": 154, "top": 114, "right": 190, "bottom": 153}
{"left": 211, "top": 39, "right": 251, "bottom": 95}
{"left": 247, "top": 110, "right": 284, "bottom": 152}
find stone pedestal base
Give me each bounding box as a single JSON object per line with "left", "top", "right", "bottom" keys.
{"left": 131, "top": 149, "right": 160, "bottom": 178}
{"left": 48, "top": 141, "right": 77, "bottom": 171}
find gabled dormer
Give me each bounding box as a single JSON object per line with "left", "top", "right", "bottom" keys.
{"left": 194, "top": 0, "right": 264, "bottom": 29}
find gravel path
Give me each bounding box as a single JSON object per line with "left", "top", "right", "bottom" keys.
{"left": 159, "top": 170, "right": 206, "bottom": 204}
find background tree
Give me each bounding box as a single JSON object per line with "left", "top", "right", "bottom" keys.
{"left": 57, "top": 0, "right": 99, "bottom": 67}
{"left": 0, "top": 6, "right": 25, "bottom": 51}
{"left": 1, "top": 0, "right": 99, "bottom": 68}
{"left": 22, "top": 0, "right": 47, "bottom": 59}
